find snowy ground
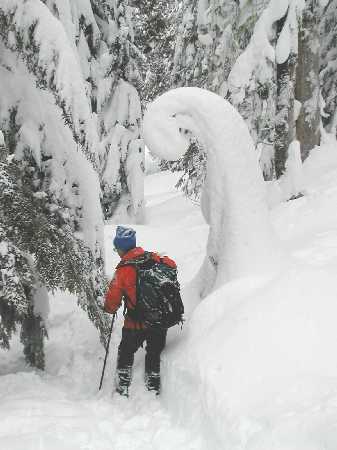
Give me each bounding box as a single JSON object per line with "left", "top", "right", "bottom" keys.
{"left": 0, "top": 292, "right": 205, "bottom": 450}
{"left": 2, "top": 140, "right": 337, "bottom": 449}
{"left": 0, "top": 171, "right": 208, "bottom": 450}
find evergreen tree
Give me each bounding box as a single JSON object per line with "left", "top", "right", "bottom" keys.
{"left": 171, "top": 0, "right": 272, "bottom": 193}
{"left": 172, "top": 0, "right": 324, "bottom": 190}
{"left": 44, "top": 0, "right": 145, "bottom": 222}
{"left": 0, "top": 0, "right": 109, "bottom": 367}
{"left": 132, "top": 0, "right": 177, "bottom": 103}
{"left": 172, "top": 0, "right": 240, "bottom": 93}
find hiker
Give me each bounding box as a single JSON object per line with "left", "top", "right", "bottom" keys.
{"left": 104, "top": 226, "right": 183, "bottom": 397}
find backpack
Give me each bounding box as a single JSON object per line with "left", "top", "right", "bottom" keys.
{"left": 118, "top": 251, "right": 184, "bottom": 329}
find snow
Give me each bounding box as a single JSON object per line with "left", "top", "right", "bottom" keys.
{"left": 32, "top": 282, "right": 50, "bottom": 321}
{"left": 0, "top": 45, "right": 103, "bottom": 252}
{"left": 126, "top": 138, "right": 145, "bottom": 223}
{"left": 228, "top": 2, "right": 276, "bottom": 94}
{"left": 0, "top": 296, "right": 205, "bottom": 450}
{"left": 198, "top": 33, "right": 213, "bottom": 46}
{"left": 279, "top": 139, "right": 305, "bottom": 200}
{"left": 1, "top": 0, "right": 99, "bottom": 159}
{"left": 228, "top": 0, "right": 304, "bottom": 99}
{"left": 0, "top": 240, "right": 8, "bottom": 256}
{"left": 100, "top": 78, "right": 143, "bottom": 222}
{"left": 144, "top": 87, "right": 282, "bottom": 296}
{"left": 275, "top": 11, "right": 292, "bottom": 64}
{"left": 144, "top": 147, "right": 160, "bottom": 175}
{"left": 2, "top": 135, "right": 337, "bottom": 448}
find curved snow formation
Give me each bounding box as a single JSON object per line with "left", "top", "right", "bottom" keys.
{"left": 143, "top": 87, "right": 280, "bottom": 295}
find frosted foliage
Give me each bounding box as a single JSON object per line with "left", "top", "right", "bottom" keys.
{"left": 1, "top": 0, "right": 144, "bottom": 223}
{"left": 103, "top": 81, "right": 141, "bottom": 136}
{"left": 229, "top": 1, "right": 279, "bottom": 94}
{"left": 0, "top": 0, "right": 143, "bottom": 360}
{"left": 144, "top": 88, "right": 281, "bottom": 296}
{"left": 41, "top": 0, "right": 144, "bottom": 222}
{"left": 230, "top": 0, "right": 303, "bottom": 89}
{"left": 172, "top": 0, "right": 277, "bottom": 183}
{"left": 172, "top": 0, "right": 246, "bottom": 96}
{"left": 0, "top": 47, "right": 103, "bottom": 252}
{"left": 100, "top": 79, "right": 143, "bottom": 222}
{"left": 0, "top": 0, "right": 98, "bottom": 161}
{"left": 0, "top": 232, "right": 31, "bottom": 318}
{"left": 227, "top": 0, "right": 306, "bottom": 178}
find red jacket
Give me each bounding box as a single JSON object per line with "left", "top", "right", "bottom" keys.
{"left": 104, "top": 247, "right": 176, "bottom": 329}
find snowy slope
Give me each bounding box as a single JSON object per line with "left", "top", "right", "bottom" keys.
{"left": 2, "top": 139, "right": 337, "bottom": 449}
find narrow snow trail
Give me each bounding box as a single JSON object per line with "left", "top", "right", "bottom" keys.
{"left": 0, "top": 294, "right": 206, "bottom": 450}
{"left": 0, "top": 172, "right": 208, "bottom": 450}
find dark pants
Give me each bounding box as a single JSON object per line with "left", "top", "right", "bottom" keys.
{"left": 116, "top": 327, "right": 167, "bottom": 395}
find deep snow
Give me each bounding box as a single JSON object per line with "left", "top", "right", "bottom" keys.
{"left": 2, "top": 138, "right": 337, "bottom": 449}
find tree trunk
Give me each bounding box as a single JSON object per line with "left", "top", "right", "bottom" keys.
{"left": 21, "top": 306, "right": 46, "bottom": 370}
{"left": 275, "top": 10, "right": 296, "bottom": 179}
{"left": 295, "top": 0, "right": 320, "bottom": 160}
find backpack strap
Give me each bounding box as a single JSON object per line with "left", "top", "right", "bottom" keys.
{"left": 116, "top": 252, "right": 153, "bottom": 320}
{"left": 117, "top": 251, "right": 154, "bottom": 269}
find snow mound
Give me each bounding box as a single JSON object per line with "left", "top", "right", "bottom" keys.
{"left": 144, "top": 87, "right": 283, "bottom": 298}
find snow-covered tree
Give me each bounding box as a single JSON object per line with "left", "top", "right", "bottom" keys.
{"left": 171, "top": 0, "right": 273, "bottom": 192}
{"left": 172, "top": 0, "right": 242, "bottom": 93}
{"left": 228, "top": 0, "right": 275, "bottom": 180}
{"left": 0, "top": 0, "right": 109, "bottom": 367}
{"left": 43, "top": 0, "right": 145, "bottom": 222}
{"left": 93, "top": 1, "right": 145, "bottom": 222}
{"left": 172, "top": 0, "right": 324, "bottom": 188}
{"left": 132, "top": 0, "right": 177, "bottom": 103}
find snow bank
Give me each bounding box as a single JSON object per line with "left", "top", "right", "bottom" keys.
{"left": 165, "top": 265, "right": 337, "bottom": 450}
{"left": 163, "top": 138, "right": 337, "bottom": 450}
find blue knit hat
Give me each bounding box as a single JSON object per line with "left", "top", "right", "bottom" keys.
{"left": 113, "top": 226, "right": 136, "bottom": 252}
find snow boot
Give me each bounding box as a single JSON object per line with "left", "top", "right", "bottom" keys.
{"left": 115, "top": 366, "right": 132, "bottom": 398}
{"left": 145, "top": 371, "right": 161, "bottom": 395}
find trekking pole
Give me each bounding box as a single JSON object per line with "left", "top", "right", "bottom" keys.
{"left": 99, "top": 313, "right": 117, "bottom": 391}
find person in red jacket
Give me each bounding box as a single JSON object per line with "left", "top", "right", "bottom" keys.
{"left": 104, "top": 226, "right": 167, "bottom": 397}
